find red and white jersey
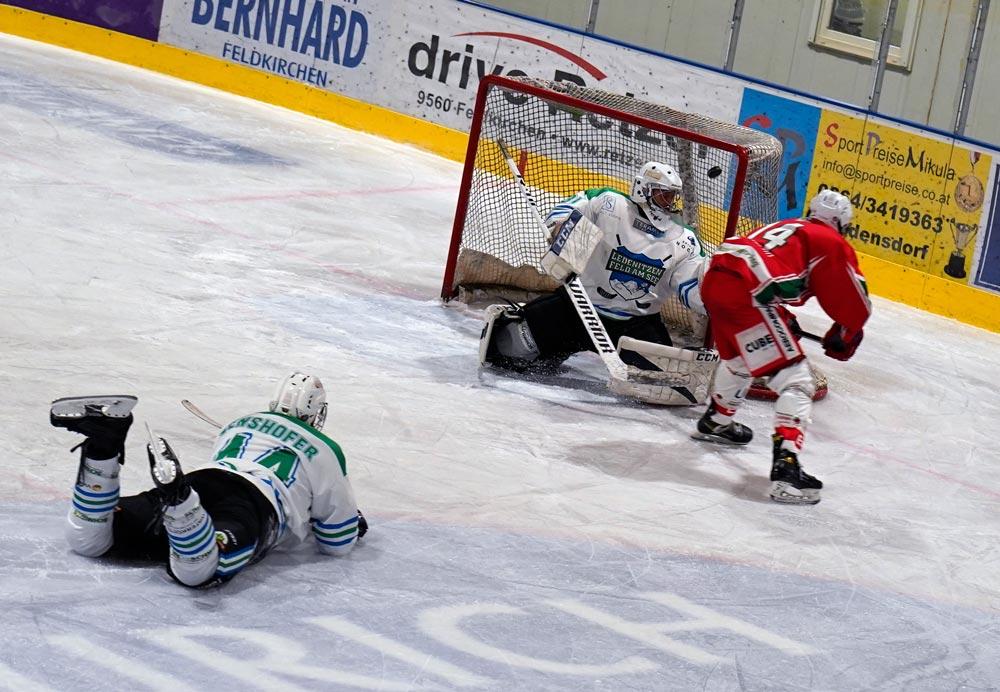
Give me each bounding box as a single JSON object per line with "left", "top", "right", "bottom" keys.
{"left": 711, "top": 218, "right": 871, "bottom": 337}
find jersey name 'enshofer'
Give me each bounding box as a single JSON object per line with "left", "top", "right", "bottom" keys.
{"left": 210, "top": 411, "right": 361, "bottom": 555}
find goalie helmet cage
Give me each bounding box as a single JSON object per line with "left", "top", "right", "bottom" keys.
{"left": 441, "top": 75, "right": 783, "bottom": 345}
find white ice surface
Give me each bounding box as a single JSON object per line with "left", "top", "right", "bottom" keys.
{"left": 1, "top": 33, "right": 999, "bottom": 691}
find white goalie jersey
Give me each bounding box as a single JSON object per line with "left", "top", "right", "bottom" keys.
{"left": 209, "top": 412, "right": 362, "bottom": 555}
{"left": 544, "top": 188, "right": 707, "bottom": 319}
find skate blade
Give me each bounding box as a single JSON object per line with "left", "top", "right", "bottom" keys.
{"left": 50, "top": 395, "right": 138, "bottom": 419}
{"left": 144, "top": 423, "right": 179, "bottom": 487}
{"left": 689, "top": 431, "right": 750, "bottom": 446}
{"left": 769, "top": 481, "right": 821, "bottom": 505}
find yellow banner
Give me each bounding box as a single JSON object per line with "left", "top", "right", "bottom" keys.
{"left": 808, "top": 110, "right": 991, "bottom": 282}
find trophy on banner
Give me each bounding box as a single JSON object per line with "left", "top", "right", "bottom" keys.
{"left": 944, "top": 150, "right": 985, "bottom": 279}
{"left": 944, "top": 218, "right": 978, "bottom": 279}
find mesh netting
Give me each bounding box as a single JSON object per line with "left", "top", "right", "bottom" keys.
{"left": 444, "top": 76, "right": 782, "bottom": 343}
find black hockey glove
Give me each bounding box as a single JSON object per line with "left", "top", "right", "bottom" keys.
{"left": 777, "top": 306, "right": 804, "bottom": 340}
{"left": 822, "top": 323, "right": 863, "bottom": 361}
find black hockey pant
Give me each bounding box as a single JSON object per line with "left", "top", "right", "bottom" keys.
{"left": 522, "top": 286, "right": 673, "bottom": 368}
{"left": 107, "top": 469, "right": 278, "bottom": 571}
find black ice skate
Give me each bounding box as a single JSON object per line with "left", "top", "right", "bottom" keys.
{"left": 50, "top": 395, "right": 137, "bottom": 461}
{"left": 690, "top": 404, "right": 753, "bottom": 445}
{"left": 146, "top": 429, "right": 191, "bottom": 507}
{"left": 769, "top": 439, "right": 822, "bottom": 505}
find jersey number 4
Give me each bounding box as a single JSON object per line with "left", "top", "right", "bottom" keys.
{"left": 215, "top": 432, "right": 300, "bottom": 486}
{"left": 750, "top": 222, "right": 801, "bottom": 250}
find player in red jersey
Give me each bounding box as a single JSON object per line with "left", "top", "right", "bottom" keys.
{"left": 691, "top": 190, "right": 871, "bottom": 504}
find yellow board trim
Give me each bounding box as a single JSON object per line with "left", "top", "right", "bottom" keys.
{"left": 4, "top": 5, "right": 1000, "bottom": 333}
{"left": 858, "top": 254, "right": 1000, "bottom": 332}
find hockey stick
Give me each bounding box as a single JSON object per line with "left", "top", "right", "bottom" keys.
{"left": 180, "top": 399, "right": 222, "bottom": 429}
{"left": 496, "top": 138, "right": 628, "bottom": 382}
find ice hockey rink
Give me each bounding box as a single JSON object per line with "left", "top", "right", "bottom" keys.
{"left": 2, "top": 32, "right": 999, "bottom": 690}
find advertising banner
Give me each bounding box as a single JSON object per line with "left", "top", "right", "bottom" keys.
{"left": 809, "top": 109, "right": 993, "bottom": 284}
{"left": 157, "top": 0, "right": 377, "bottom": 91}
{"left": 2, "top": 0, "right": 164, "bottom": 41}
{"left": 738, "top": 88, "right": 821, "bottom": 219}
{"left": 974, "top": 169, "right": 1000, "bottom": 292}
{"left": 156, "top": 0, "right": 744, "bottom": 134}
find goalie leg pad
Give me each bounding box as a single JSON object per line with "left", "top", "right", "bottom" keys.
{"left": 610, "top": 337, "right": 719, "bottom": 405}
{"left": 479, "top": 305, "right": 509, "bottom": 366}
{"left": 479, "top": 304, "right": 542, "bottom": 372}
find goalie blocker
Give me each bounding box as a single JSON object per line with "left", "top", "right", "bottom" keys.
{"left": 539, "top": 209, "right": 603, "bottom": 282}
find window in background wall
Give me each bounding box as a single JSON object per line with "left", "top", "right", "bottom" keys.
{"left": 812, "top": 0, "right": 923, "bottom": 69}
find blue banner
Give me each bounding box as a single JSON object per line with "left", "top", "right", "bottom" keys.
{"left": 738, "top": 88, "right": 821, "bottom": 218}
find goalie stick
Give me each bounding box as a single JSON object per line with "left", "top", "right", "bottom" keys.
{"left": 496, "top": 138, "right": 628, "bottom": 382}
{"left": 181, "top": 399, "right": 222, "bottom": 429}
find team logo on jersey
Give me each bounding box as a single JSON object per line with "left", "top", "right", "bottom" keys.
{"left": 601, "top": 196, "right": 616, "bottom": 213}
{"left": 604, "top": 247, "right": 665, "bottom": 301}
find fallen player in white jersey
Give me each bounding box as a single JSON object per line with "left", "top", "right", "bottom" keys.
{"left": 52, "top": 372, "right": 366, "bottom": 588}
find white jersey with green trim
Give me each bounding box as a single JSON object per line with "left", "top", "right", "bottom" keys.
{"left": 544, "top": 188, "right": 707, "bottom": 319}
{"left": 209, "top": 411, "right": 361, "bottom": 555}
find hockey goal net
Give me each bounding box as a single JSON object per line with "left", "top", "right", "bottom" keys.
{"left": 441, "top": 76, "right": 826, "bottom": 398}
{"left": 441, "top": 75, "right": 782, "bottom": 343}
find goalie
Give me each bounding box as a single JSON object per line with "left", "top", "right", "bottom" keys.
{"left": 479, "top": 161, "right": 717, "bottom": 405}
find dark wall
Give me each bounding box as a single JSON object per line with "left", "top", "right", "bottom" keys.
{"left": 2, "top": 0, "right": 164, "bottom": 41}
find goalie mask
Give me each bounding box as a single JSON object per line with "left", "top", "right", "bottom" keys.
{"left": 807, "top": 189, "right": 854, "bottom": 234}
{"left": 270, "top": 372, "right": 328, "bottom": 430}
{"left": 630, "top": 161, "right": 682, "bottom": 231}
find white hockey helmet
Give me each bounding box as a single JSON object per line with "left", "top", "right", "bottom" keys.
{"left": 269, "top": 372, "right": 328, "bottom": 430}
{"left": 630, "top": 161, "right": 682, "bottom": 230}
{"left": 807, "top": 189, "right": 854, "bottom": 233}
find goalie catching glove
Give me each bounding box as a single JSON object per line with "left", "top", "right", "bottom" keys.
{"left": 539, "top": 208, "right": 603, "bottom": 282}
{"left": 608, "top": 337, "right": 720, "bottom": 406}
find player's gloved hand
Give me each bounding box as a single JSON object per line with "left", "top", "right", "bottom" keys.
{"left": 539, "top": 208, "right": 601, "bottom": 283}
{"left": 777, "top": 306, "right": 803, "bottom": 340}
{"left": 539, "top": 247, "right": 574, "bottom": 282}
{"left": 356, "top": 510, "right": 368, "bottom": 539}
{"left": 822, "top": 323, "right": 863, "bottom": 361}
